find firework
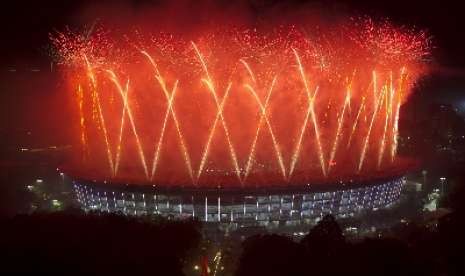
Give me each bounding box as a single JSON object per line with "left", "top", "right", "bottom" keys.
{"left": 52, "top": 19, "right": 430, "bottom": 187}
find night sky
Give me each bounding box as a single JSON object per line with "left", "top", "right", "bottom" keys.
{"left": 1, "top": 0, "right": 464, "bottom": 148}
{"left": 1, "top": 0, "right": 464, "bottom": 67}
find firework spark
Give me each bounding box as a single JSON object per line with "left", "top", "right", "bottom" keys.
{"left": 52, "top": 19, "right": 430, "bottom": 186}
{"left": 293, "top": 48, "right": 327, "bottom": 177}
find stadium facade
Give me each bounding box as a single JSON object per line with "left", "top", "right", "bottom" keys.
{"left": 73, "top": 176, "right": 405, "bottom": 227}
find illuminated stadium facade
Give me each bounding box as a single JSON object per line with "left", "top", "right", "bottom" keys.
{"left": 73, "top": 176, "right": 404, "bottom": 226}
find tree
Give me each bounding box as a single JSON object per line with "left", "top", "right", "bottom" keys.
{"left": 0, "top": 211, "right": 202, "bottom": 275}
{"left": 301, "top": 215, "right": 345, "bottom": 256}
{"left": 235, "top": 234, "right": 305, "bottom": 276}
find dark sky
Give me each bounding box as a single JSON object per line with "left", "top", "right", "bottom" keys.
{"left": 0, "top": 0, "right": 464, "bottom": 68}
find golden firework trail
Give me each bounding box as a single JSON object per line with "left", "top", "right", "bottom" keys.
{"left": 244, "top": 77, "right": 287, "bottom": 180}
{"left": 372, "top": 70, "right": 378, "bottom": 110}
{"left": 197, "top": 83, "right": 233, "bottom": 182}
{"left": 377, "top": 71, "right": 396, "bottom": 168}
{"left": 192, "top": 42, "right": 242, "bottom": 182}
{"left": 107, "top": 70, "right": 149, "bottom": 179}
{"left": 289, "top": 86, "right": 319, "bottom": 179}
{"left": 114, "top": 79, "right": 129, "bottom": 175}
{"left": 150, "top": 82, "right": 179, "bottom": 180}
{"left": 241, "top": 61, "right": 282, "bottom": 181}
{"left": 243, "top": 80, "right": 278, "bottom": 181}
{"left": 390, "top": 67, "right": 407, "bottom": 162}
{"left": 391, "top": 102, "right": 401, "bottom": 161}
{"left": 240, "top": 59, "right": 256, "bottom": 84}
{"left": 241, "top": 59, "right": 265, "bottom": 181}
{"left": 293, "top": 48, "right": 327, "bottom": 177}
{"left": 84, "top": 56, "right": 115, "bottom": 176}
{"left": 347, "top": 96, "right": 366, "bottom": 148}
{"left": 358, "top": 85, "right": 387, "bottom": 172}
{"left": 328, "top": 88, "right": 351, "bottom": 174}
{"left": 377, "top": 84, "right": 390, "bottom": 168}
{"left": 141, "top": 50, "right": 194, "bottom": 182}
{"left": 76, "top": 84, "right": 88, "bottom": 161}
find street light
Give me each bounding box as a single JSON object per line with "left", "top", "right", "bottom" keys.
{"left": 439, "top": 177, "right": 446, "bottom": 196}
{"left": 422, "top": 170, "right": 427, "bottom": 185}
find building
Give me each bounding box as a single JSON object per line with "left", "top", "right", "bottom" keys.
{"left": 73, "top": 176, "right": 405, "bottom": 228}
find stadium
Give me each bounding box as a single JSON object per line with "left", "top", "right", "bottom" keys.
{"left": 53, "top": 20, "right": 430, "bottom": 226}
{"left": 72, "top": 175, "right": 405, "bottom": 227}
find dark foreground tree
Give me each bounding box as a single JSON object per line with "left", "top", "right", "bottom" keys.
{"left": 0, "top": 211, "right": 201, "bottom": 275}
{"left": 299, "top": 215, "right": 347, "bottom": 276}
{"left": 301, "top": 215, "right": 345, "bottom": 255}
{"left": 348, "top": 238, "right": 417, "bottom": 276}
{"left": 235, "top": 234, "right": 305, "bottom": 276}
